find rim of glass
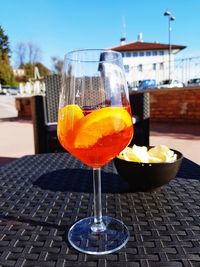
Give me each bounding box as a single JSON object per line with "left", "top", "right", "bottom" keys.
{"left": 64, "top": 49, "right": 122, "bottom": 63}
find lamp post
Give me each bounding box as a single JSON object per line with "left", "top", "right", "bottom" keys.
{"left": 164, "top": 11, "right": 175, "bottom": 81}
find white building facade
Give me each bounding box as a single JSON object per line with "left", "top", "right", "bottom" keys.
{"left": 112, "top": 37, "right": 186, "bottom": 87}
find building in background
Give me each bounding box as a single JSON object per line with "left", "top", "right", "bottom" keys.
{"left": 111, "top": 34, "right": 186, "bottom": 88}
{"left": 13, "top": 68, "right": 25, "bottom": 77}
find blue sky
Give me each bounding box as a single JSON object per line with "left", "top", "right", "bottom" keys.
{"left": 0, "top": 0, "right": 199, "bottom": 69}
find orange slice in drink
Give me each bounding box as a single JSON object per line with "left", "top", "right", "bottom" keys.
{"left": 58, "top": 104, "right": 84, "bottom": 137}
{"left": 74, "top": 106, "right": 132, "bottom": 148}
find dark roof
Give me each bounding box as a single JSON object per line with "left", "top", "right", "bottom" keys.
{"left": 111, "top": 41, "right": 186, "bottom": 52}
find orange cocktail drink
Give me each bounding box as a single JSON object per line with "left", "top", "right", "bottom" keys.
{"left": 58, "top": 105, "right": 133, "bottom": 168}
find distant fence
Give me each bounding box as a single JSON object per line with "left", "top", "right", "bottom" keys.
{"left": 173, "top": 56, "right": 200, "bottom": 84}
{"left": 128, "top": 56, "right": 200, "bottom": 86}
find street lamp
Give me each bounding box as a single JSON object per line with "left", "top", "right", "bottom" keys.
{"left": 164, "top": 11, "right": 175, "bottom": 81}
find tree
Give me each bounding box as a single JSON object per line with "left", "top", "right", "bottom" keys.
{"left": 0, "top": 26, "right": 10, "bottom": 56}
{"left": 27, "top": 41, "right": 41, "bottom": 64}
{"left": 14, "top": 41, "right": 49, "bottom": 82}
{"left": 16, "top": 62, "right": 51, "bottom": 82}
{"left": 0, "top": 25, "right": 14, "bottom": 85}
{"left": 35, "top": 62, "right": 51, "bottom": 77}
{"left": 0, "top": 53, "right": 15, "bottom": 85}
{"left": 15, "top": 42, "right": 26, "bottom": 66}
{"left": 51, "top": 56, "right": 64, "bottom": 74}
{"left": 14, "top": 41, "right": 42, "bottom": 67}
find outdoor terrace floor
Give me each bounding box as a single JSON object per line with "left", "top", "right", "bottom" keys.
{"left": 0, "top": 118, "right": 199, "bottom": 166}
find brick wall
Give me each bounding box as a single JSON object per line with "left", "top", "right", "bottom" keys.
{"left": 16, "top": 87, "right": 200, "bottom": 123}
{"left": 148, "top": 87, "right": 200, "bottom": 123}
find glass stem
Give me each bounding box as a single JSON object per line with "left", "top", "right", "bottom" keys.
{"left": 91, "top": 168, "right": 106, "bottom": 233}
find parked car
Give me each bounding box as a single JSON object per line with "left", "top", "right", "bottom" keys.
{"left": 0, "top": 86, "right": 4, "bottom": 95}
{"left": 187, "top": 78, "right": 200, "bottom": 87}
{"left": 1, "top": 86, "right": 20, "bottom": 95}
{"left": 128, "top": 85, "right": 138, "bottom": 91}
{"left": 138, "top": 79, "right": 157, "bottom": 90}
{"left": 158, "top": 79, "right": 184, "bottom": 88}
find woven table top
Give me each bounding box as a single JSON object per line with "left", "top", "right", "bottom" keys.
{"left": 0, "top": 153, "right": 200, "bottom": 267}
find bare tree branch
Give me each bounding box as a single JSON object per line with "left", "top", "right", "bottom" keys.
{"left": 14, "top": 42, "right": 26, "bottom": 66}
{"left": 27, "top": 41, "right": 41, "bottom": 64}
{"left": 51, "top": 56, "right": 64, "bottom": 74}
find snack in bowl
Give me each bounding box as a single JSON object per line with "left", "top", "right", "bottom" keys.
{"left": 114, "top": 145, "right": 183, "bottom": 192}
{"left": 118, "top": 144, "right": 177, "bottom": 163}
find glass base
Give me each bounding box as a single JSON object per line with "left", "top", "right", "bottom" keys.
{"left": 68, "top": 216, "right": 129, "bottom": 255}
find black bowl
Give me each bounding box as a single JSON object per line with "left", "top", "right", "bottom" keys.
{"left": 114, "top": 147, "right": 183, "bottom": 192}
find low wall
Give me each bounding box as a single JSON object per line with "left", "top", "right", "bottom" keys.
{"left": 16, "top": 88, "right": 200, "bottom": 123}
{"left": 130, "top": 87, "right": 200, "bottom": 123}
{"left": 149, "top": 87, "right": 200, "bottom": 123}
{"left": 15, "top": 96, "right": 32, "bottom": 118}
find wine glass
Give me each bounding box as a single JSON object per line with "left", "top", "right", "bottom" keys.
{"left": 57, "top": 49, "right": 134, "bottom": 255}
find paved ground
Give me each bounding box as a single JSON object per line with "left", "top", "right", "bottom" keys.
{"left": 0, "top": 117, "right": 199, "bottom": 166}
{"left": 150, "top": 121, "right": 200, "bottom": 165}
{"left": 0, "top": 118, "right": 34, "bottom": 165}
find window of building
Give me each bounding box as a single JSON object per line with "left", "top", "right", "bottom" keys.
{"left": 121, "top": 52, "right": 125, "bottom": 57}
{"left": 133, "top": 52, "right": 138, "bottom": 57}
{"left": 126, "top": 52, "right": 132, "bottom": 57}
{"left": 124, "top": 65, "right": 129, "bottom": 72}
{"left": 160, "top": 63, "right": 164, "bottom": 70}
{"left": 152, "top": 51, "right": 158, "bottom": 56}
{"left": 139, "top": 52, "right": 144, "bottom": 57}
{"left": 146, "top": 51, "right": 151, "bottom": 56}
{"left": 153, "top": 63, "right": 156, "bottom": 70}
{"left": 138, "top": 64, "right": 143, "bottom": 72}
{"left": 159, "top": 51, "right": 164, "bottom": 56}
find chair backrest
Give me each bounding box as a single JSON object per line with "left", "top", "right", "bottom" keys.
{"left": 31, "top": 74, "right": 64, "bottom": 154}
{"left": 129, "top": 91, "right": 150, "bottom": 147}
{"left": 129, "top": 91, "right": 150, "bottom": 122}
{"left": 44, "top": 74, "right": 61, "bottom": 123}
{"left": 44, "top": 74, "right": 106, "bottom": 120}
{"left": 31, "top": 75, "right": 150, "bottom": 154}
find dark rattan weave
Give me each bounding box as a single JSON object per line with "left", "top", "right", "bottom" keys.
{"left": 32, "top": 75, "right": 150, "bottom": 154}
{"left": 0, "top": 154, "right": 200, "bottom": 266}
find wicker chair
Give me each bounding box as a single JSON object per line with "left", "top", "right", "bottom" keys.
{"left": 129, "top": 91, "right": 150, "bottom": 147}
{"left": 31, "top": 75, "right": 150, "bottom": 154}
{"left": 31, "top": 74, "right": 65, "bottom": 154}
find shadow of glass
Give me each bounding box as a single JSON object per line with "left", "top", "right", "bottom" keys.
{"left": 177, "top": 158, "right": 200, "bottom": 180}
{"left": 33, "top": 168, "right": 130, "bottom": 193}
{"left": 0, "top": 213, "right": 68, "bottom": 231}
